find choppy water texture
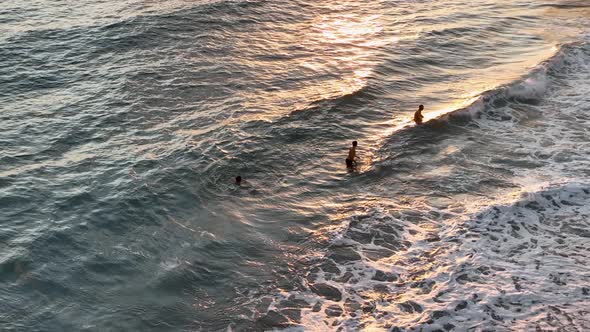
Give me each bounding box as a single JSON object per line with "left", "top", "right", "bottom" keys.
{"left": 1, "top": 0, "right": 590, "bottom": 331}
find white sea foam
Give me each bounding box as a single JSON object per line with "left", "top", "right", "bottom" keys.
{"left": 249, "top": 37, "right": 590, "bottom": 331}
{"left": 505, "top": 74, "right": 548, "bottom": 102}
{"left": 253, "top": 183, "right": 590, "bottom": 331}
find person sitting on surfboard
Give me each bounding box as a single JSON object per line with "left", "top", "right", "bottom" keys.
{"left": 414, "top": 105, "right": 424, "bottom": 125}
{"left": 346, "top": 141, "right": 357, "bottom": 168}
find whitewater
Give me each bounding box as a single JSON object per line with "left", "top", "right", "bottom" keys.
{"left": 1, "top": 0, "right": 589, "bottom": 331}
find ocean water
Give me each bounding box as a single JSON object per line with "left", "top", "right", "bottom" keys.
{"left": 1, "top": 0, "right": 590, "bottom": 331}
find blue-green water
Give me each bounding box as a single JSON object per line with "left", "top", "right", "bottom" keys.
{"left": 1, "top": 1, "right": 590, "bottom": 330}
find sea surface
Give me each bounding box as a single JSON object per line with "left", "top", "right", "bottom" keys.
{"left": 1, "top": 0, "right": 590, "bottom": 331}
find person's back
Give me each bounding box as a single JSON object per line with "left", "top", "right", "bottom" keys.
{"left": 346, "top": 141, "right": 357, "bottom": 168}
{"left": 414, "top": 105, "right": 424, "bottom": 125}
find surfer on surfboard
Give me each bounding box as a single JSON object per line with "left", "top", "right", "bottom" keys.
{"left": 414, "top": 105, "right": 424, "bottom": 125}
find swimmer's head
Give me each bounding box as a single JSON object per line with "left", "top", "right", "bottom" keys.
{"left": 418, "top": 105, "right": 424, "bottom": 111}
{"left": 235, "top": 176, "right": 242, "bottom": 185}
{"left": 352, "top": 141, "right": 358, "bottom": 147}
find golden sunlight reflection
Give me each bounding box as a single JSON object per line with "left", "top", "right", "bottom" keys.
{"left": 240, "top": 9, "right": 390, "bottom": 119}
{"left": 421, "top": 95, "right": 482, "bottom": 123}
{"left": 311, "top": 12, "right": 387, "bottom": 95}
{"left": 317, "top": 14, "right": 383, "bottom": 45}
{"left": 361, "top": 43, "right": 561, "bottom": 151}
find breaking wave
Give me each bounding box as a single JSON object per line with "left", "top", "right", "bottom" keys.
{"left": 239, "top": 36, "right": 590, "bottom": 331}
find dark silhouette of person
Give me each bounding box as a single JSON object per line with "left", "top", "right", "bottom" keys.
{"left": 346, "top": 141, "right": 357, "bottom": 168}
{"left": 414, "top": 105, "right": 424, "bottom": 125}
{"left": 235, "top": 176, "right": 242, "bottom": 185}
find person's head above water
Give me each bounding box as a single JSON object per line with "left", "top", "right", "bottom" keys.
{"left": 235, "top": 176, "right": 242, "bottom": 185}
{"left": 418, "top": 105, "right": 424, "bottom": 111}
{"left": 352, "top": 141, "right": 358, "bottom": 147}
